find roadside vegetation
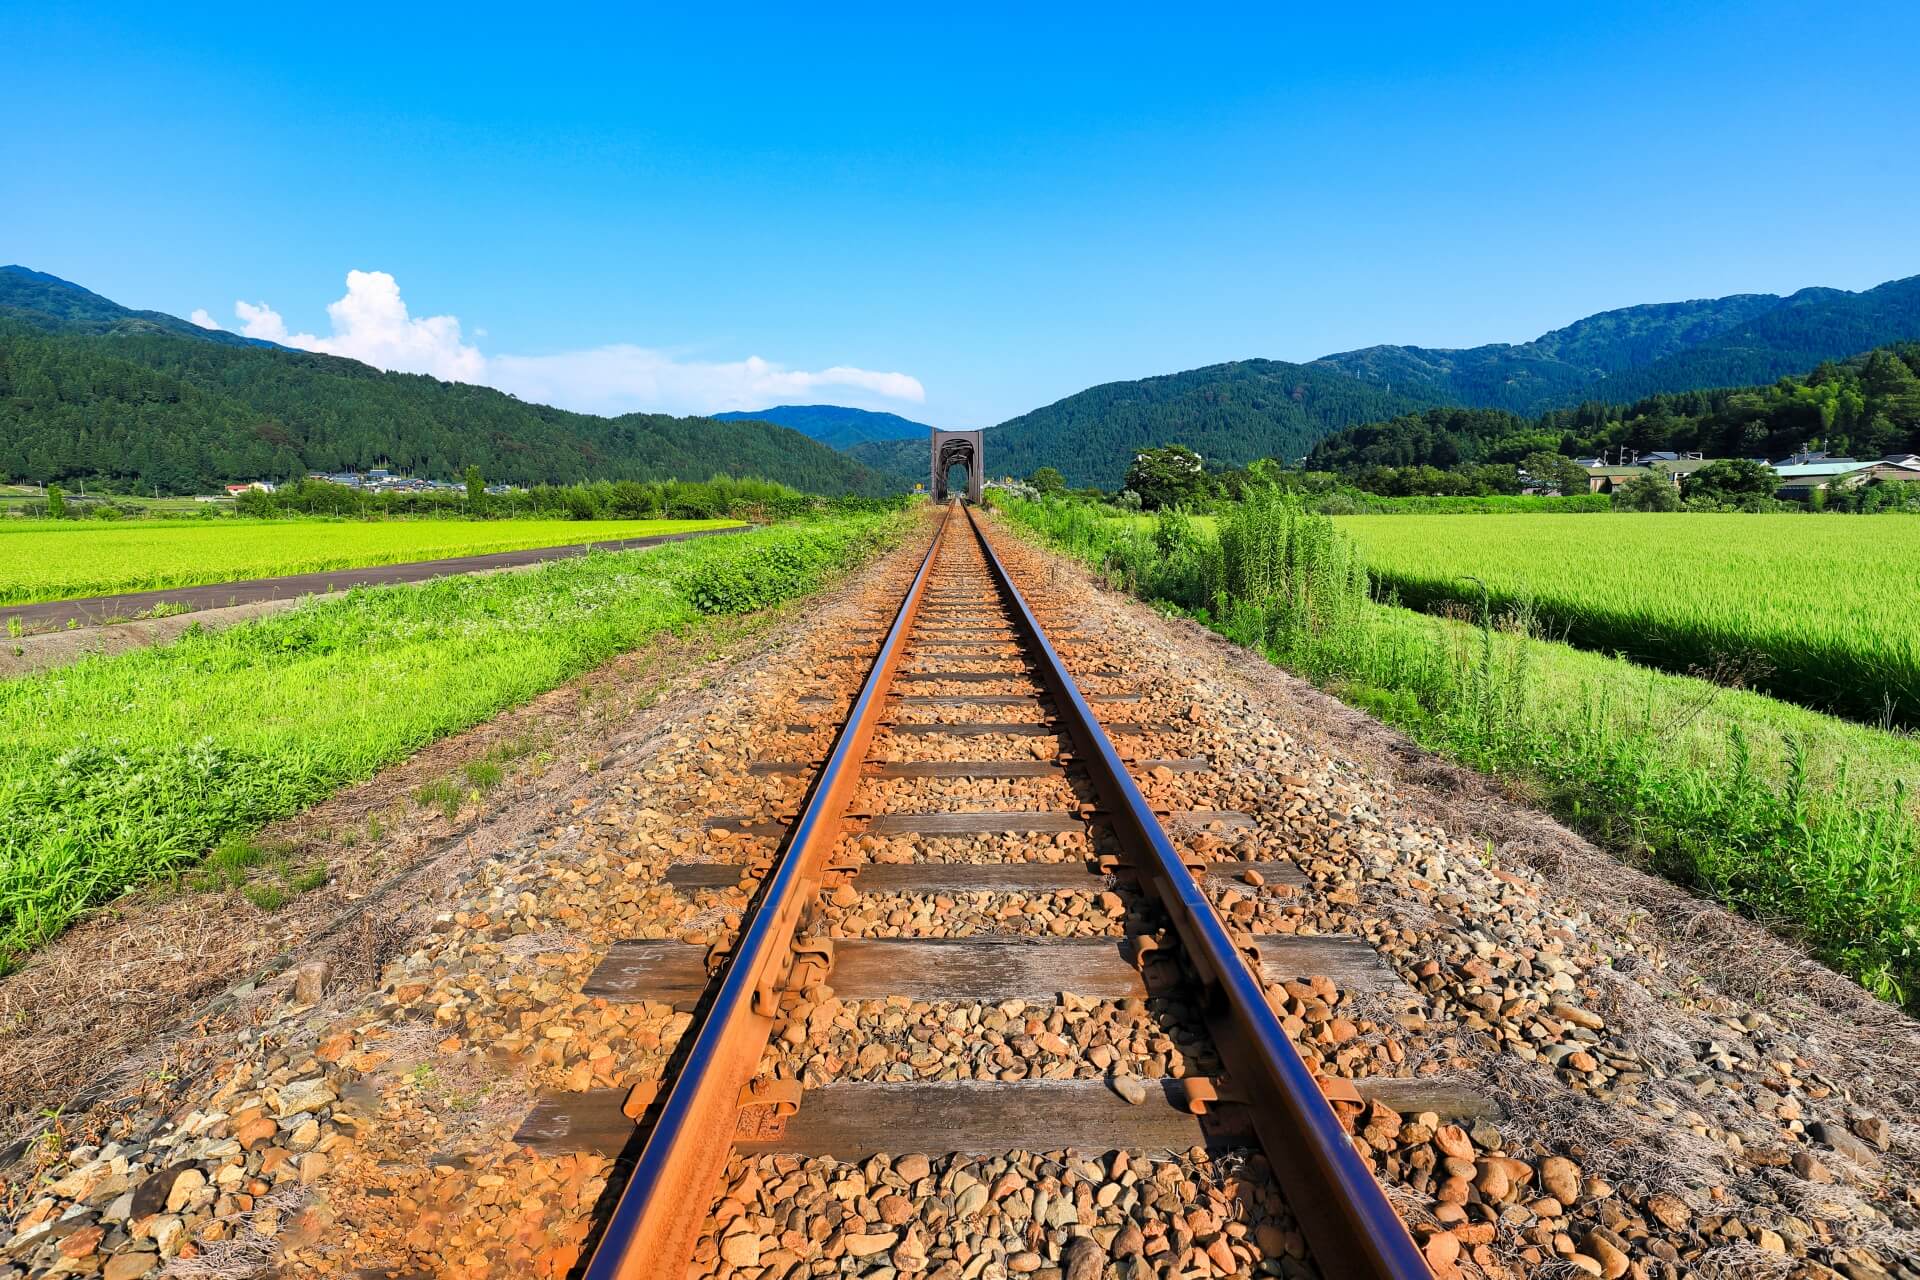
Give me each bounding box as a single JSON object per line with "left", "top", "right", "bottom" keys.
{"left": 995, "top": 491, "right": 1920, "bottom": 1008}
{"left": 0, "top": 508, "right": 910, "bottom": 970}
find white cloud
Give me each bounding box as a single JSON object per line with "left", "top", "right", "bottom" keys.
{"left": 489, "top": 348, "right": 925, "bottom": 417}
{"left": 189, "top": 308, "right": 220, "bottom": 329}
{"left": 201, "top": 271, "right": 924, "bottom": 417}
{"left": 233, "top": 299, "right": 290, "bottom": 343}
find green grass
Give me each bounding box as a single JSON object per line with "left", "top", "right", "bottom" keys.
{"left": 1334, "top": 513, "right": 1920, "bottom": 727}
{"left": 0, "top": 512, "right": 906, "bottom": 968}
{"left": 998, "top": 494, "right": 1920, "bottom": 1007}
{"left": 0, "top": 517, "right": 745, "bottom": 606}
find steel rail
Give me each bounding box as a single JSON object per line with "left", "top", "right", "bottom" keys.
{"left": 580, "top": 505, "right": 953, "bottom": 1280}
{"left": 962, "top": 504, "right": 1431, "bottom": 1279}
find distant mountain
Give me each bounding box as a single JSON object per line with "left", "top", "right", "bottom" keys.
{"left": 966, "top": 273, "right": 1920, "bottom": 487}
{"left": 0, "top": 265, "right": 283, "bottom": 350}
{"left": 960, "top": 360, "right": 1440, "bottom": 489}
{"left": 713, "top": 404, "right": 931, "bottom": 450}
{"left": 0, "top": 267, "right": 909, "bottom": 496}
{"left": 1307, "top": 342, "right": 1920, "bottom": 474}
{"left": 1312, "top": 275, "right": 1920, "bottom": 413}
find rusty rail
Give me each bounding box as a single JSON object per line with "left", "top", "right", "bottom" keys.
{"left": 580, "top": 505, "right": 951, "bottom": 1280}
{"left": 962, "top": 503, "right": 1429, "bottom": 1278}
{"left": 580, "top": 499, "right": 1429, "bottom": 1279}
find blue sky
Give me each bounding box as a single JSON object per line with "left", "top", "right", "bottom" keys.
{"left": 5, "top": 1, "right": 1917, "bottom": 426}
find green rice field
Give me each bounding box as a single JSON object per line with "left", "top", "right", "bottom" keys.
{"left": 0, "top": 511, "right": 906, "bottom": 968}
{"left": 0, "top": 517, "right": 744, "bottom": 606}
{"left": 1337, "top": 513, "right": 1920, "bottom": 727}
{"left": 1004, "top": 494, "right": 1920, "bottom": 1004}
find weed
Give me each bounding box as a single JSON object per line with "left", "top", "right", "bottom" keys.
{"left": 413, "top": 777, "right": 464, "bottom": 821}
{"left": 462, "top": 759, "right": 504, "bottom": 792}
{"left": 243, "top": 883, "right": 289, "bottom": 911}
{"left": 0, "top": 511, "right": 906, "bottom": 967}
{"left": 1001, "top": 494, "right": 1920, "bottom": 1008}
{"left": 288, "top": 865, "right": 330, "bottom": 894}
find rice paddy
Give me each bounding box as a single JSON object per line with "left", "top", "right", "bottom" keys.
{"left": 0, "top": 511, "right": 904, "bottom": 968}
{"left": 1000, "top": 494, "right": 1920, "bottom": 1006}
{"left": 0, "top": 517, "right": 743, "bottom": 605}
{"left": 1337, "top": 513, "right": 1920, "bottom": 727}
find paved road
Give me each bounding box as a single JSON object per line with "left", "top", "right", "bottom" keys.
{"left": 1, "top": 525, "right": 748, "bottom": 635}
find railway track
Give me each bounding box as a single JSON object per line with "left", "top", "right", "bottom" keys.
{"left": 526, "top": 502, "right": 1434, "bottom": 1278}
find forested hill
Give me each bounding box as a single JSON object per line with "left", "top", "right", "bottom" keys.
{"left": 955, "top": 360, "right": 1439, "bottom": 488}
{"left": 1305, "top": 343, "right": 1920, "bottom": 472}
{"left": 1312, "top": 274, "right": 1920, "bottom": 414}
{"left": 0, "top": 270, "right": 912, "bottom": 495}
{"left": 0, "top": 265, "right": 281, "bottom": 350}
{"left": 712, "top": 404, "right": 931, "bottom": 449}
{"left": 940, "top": 273, "right": 1920, "bottom": 488}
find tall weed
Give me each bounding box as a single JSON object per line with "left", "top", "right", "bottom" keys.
{"left": 997, "top": 493, "right": 1920, "bottom": 1006}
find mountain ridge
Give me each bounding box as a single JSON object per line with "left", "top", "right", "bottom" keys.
{"left": 970, "top": 273, "right": 1920, "bottom": 486}
{"left": 0, "top": 265, "right": 286, "bottom": 351}
{"left": 1310, "top": 276, "right": 1920, "bottom": 412}
{"left": 712, "top": 404, "right": 932, "bottom": 450}
{"left": 0, "top": 268, "right": 912, "bottom": 495}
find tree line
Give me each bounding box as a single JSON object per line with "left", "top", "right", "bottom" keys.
{"left": 1306, "top": 343, "right": 1920, "bottom": 474}
{"left": 0, "top": 322, "right": 909, "bottom": 496}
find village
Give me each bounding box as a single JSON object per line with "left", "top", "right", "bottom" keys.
{"left": 1572, "top": 447, "right": 1920, "bottom": 498}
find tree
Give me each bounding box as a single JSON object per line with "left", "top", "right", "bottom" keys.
{"left": 1027, "top": 466, "right": 1066, "bottom": 495}
{"left": 464, "top": 464, "right": 486, "bottom": 510}
{"left": 1520, "top": 451, "right": 1591, "bottom": 496}
{"left": 1682, "top": 458, "right": 1777, "bottom": 507}
{"left": 45, "top": 482, "right": 65, "bottom": 518}
{"left": 1612, "top": 472, "right": 1681, "bottom": 511}
{"left": 1123, "top": 445, "right": 1210, "bottom": 510}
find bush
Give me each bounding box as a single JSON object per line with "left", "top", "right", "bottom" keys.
{"left": 1611, "top": 473, "right": 1682, "bottom": 512}
{"left": 676, "top": 520, "right": 891, "bottom": 614}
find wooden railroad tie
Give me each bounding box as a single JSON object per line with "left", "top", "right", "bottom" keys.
{"left": 515, "top": 1076, "right": 1498, "bottom": 1159}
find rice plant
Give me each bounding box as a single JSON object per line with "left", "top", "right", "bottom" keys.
{"left": 996, "top": 493, "right": 1920, "bottom": 1007}
{"left": 0, "top": 511, "right": 904, "bottom": 968}
{"left": 1337, "top": 512, "right": 1920, "bottom": 727}
{"left": 0, "top": 517, "right": 743, "bottom": 606}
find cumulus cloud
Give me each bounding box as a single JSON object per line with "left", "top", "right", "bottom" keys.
{"left": 189, "top": 308, "right": 220, "bottom": 329}
{"left": 489, "top": 348, "right": 925, "bottom": 417}
{"left": 233, "top": 299, "right": 291, "bottom": 343}
{"left": 199, "top": 271, "right": 923, "bottom": 417}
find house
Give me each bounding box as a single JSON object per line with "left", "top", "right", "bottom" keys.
{"left": 1775, "top": 449, "right": 1857, "bottom": 468}
{"left": 1582, "top": 457, "right": 1717, "bottom": 494}
{"left": 1847, "top": 459, "right": 1920, "bottom": 485}
{"left": 1771, "top": 460, "right": 1869, "bottom": 499}
{"left": 1583, "top": 465, "right": 1649, "bottom": 493}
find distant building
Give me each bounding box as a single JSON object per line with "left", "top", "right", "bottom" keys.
{"left": 1770, "top": 460, "right": 1869, "bottom": 499}
{"left": 1581, "top": 457, "right": 1716, "bottom": 494}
